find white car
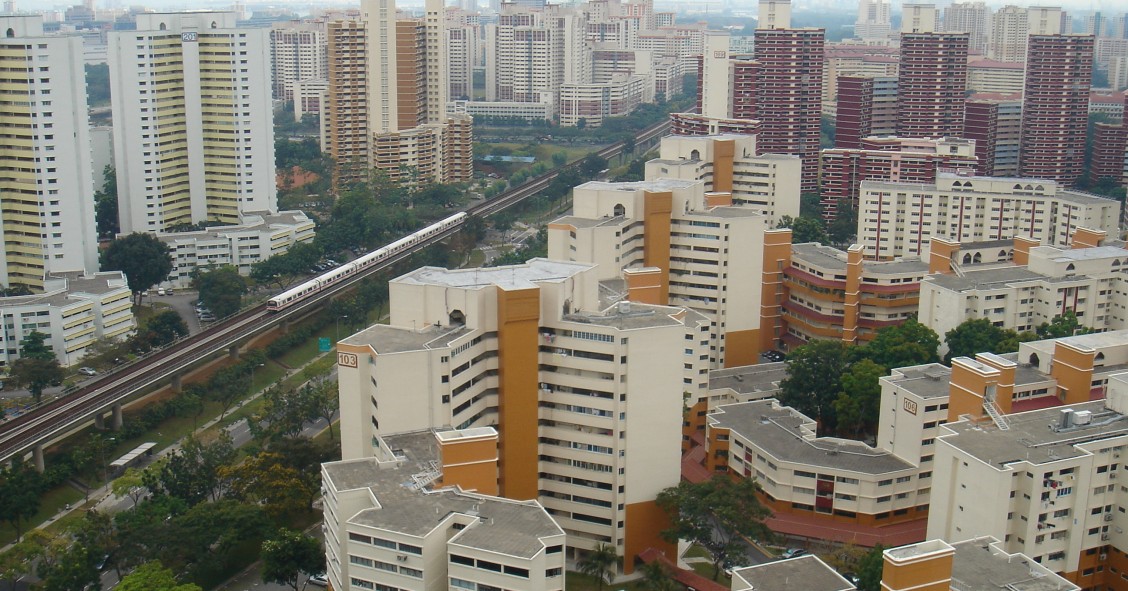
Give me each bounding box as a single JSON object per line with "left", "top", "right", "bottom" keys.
{"left": 78, "top": 367, "right": 97, "bottom": 377}
{"left": 308, "top": 573, "right": 328, "bottom": 587}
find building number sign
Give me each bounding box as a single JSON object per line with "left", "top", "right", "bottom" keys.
{"left": 338, "top": 352, "right": 358, "bottom": 368}
{"left": 903, "top": 398, "right": 918, "bottom": 415}
{"left": 181, "top": 31, "right": 198, "bottom": 42}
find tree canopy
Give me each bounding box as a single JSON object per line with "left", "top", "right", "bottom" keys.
{"left": 577, "top": 544, "right": 619, "bottom": 591}
{"left": 10, "top": 331, "right": 64, "bottom": 405}
{"left": 102, "top": 233, "right": 174, "bottom": 304}
{"left": 95, "top": 165, "right": 119, "bottom": 239}
{"left": 777, "top": 215, "right": 829, "bottom": 244}
{"left": 656, "top": 475, "right": 771, "bottom": 580}
{"left": 261, "top": 529, "right": 325, "bottom": 591}
{"left": 778, "top": 339, "right": 852, "bottom": 430}
{"left": 117, "top": 561, "right": 202, "bottom": 591}
{"left": 943, "top": 318, "right": 1026, "bottom": 363}
{"left": 860, "top": 319, "right": 940, "bottom": 370}
{"left": 194, "top": 266, "right": 247, "bottom": 318}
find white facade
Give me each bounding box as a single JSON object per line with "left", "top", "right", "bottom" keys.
{"left": 943, "top": 2, "right": 989, "bottom": 53}
{"left": 855, "top": 0, "right": 891, "bottom": 40}
{"left": 558, "top": 74, "right": 649, "bottom": 127}
{"left": 270, "top": 21, "right": 328, "bottom": 102}
{"left": 857, "top": 173, "right": 1123, "bottom": 260}
{"left": 0, "top": 16, "right": 99, "bottom": 291}
{"left": 156, "top": 211, "right": 315, "bottom": 288}
{"left": 336, "top": 259, "right": 708, "bottom": 556}
{"left": 644, "top": 134, "right": 802, "bottom": 223}
{"left": 0, "top": 273, "right": 135, "bottom": 367}
{"left": 449, "top": 98, "right": 555, "bottom": 123}
{"left": 901, "top": 3, "right": 939, "bottom": 34}
{"left": 109, "top": 12, "right": 277, "bottom": 233}
{"left": 989, "top": 5, "right": 1068, "bottom": 63}
{"left": 322, "top": 430, "right": 566, "bottom": 591}
{"left": 919, "top": 242, "right": 1128, "bottom": 342}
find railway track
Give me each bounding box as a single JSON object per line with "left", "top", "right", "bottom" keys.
{"left": 0, "top": 119, "right": 671, "bottom": 465}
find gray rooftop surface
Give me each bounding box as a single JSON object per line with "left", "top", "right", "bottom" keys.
{"left": 563, "top": 302, "right": 709, "bottom": 331}
{"left": 550, "top": 214, "right": 627, "bottom": 229}
{"left": 926, "top": 266, "right": 1046, "bottom": 292}
{"left": 576, "top": 178, "right": 700, "bottom": 193}
{"left": 709, "top": 363, "right": 788, "bottom": 397}
{"left": 733, "top": 555, "right": 854, "bottom": 591}
{"left": 710, "top": 400, "right": 916, "bottom": 475}
{"left": 323, "top": 431, "right": 563, "bottom": 558}
{"left": 340, "top": 323, "right": 468, "bottom": 355}
{"left": 950, "top": 538, "right": 1079, "bottom": 591}
{"left": 396, "top": 258, "right": 593, "bottom": 291}
{"left": 939, "top": 400, "right": 1128, "bottom": 469}
{"left": 791, "top": 243, "right": 927, "bottom": 275}
{"left": 885, "top": 364, "right": 953, "bottom": 399}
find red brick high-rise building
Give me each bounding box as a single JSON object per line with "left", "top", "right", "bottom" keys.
{"left": 896, "top": 32, "right": 969, "bottom": 139}
{"left": 753, "top": 26, "right": 825, "bottom": 192}
{"left": 1019, "top": 35, "right": 1094, "bottom": 186}
{"left": 835, "top": 74, "right": 897, "bottom": 149}
{"left": 1091, "top": 122, "right": 1127, "bottom": 188}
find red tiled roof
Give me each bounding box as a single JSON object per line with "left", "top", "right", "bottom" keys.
{"left": 766, "top": 511, "right": 927, "bottom": 548}
{"left": 682, "top": 443, "right": 711, "bottom": 484}
{"left": 637, "top": 548, "right": 729, "bottom": 591}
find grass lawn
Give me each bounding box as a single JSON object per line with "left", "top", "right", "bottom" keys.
{"left": 276, "top": 322, "right": 338, "bottom": 368}
{"left": 684, "top": 545, "right": 711, "bottom": 559}
{"left": 466, "top": 250, "right": 486, "bottom": 268}
{"left": 566, "top": 571, "right": 649, "bottom": 591}
{"left": 0, "top": 484, "right": 86, "bottom": 545}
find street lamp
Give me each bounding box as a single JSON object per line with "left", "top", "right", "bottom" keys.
{"left": 336, "top": 314, "right": 348, "bottom": 343}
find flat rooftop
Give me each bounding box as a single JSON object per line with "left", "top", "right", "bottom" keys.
{"left": 550, "top": 214, "right": 626, "bottom": 229}
{"left": 322, "top": 430, "right": 562, "bottom": 559}
{"left": 792, "top": 243, "right": 927, "bottom": 275}
{"left": 950, "top": 538, "right": 1079, "bottom": 591}
{"left": 884, "top": 364, "right": 953, "bottom": 400}
{"left": 395, "top": 258, "right": 593, "bottom": 291}
{"left": 1034, "top": 245, "right": 1128, "bottom": 262}
{"left": 939, "top": 400, "right": 1128, "bottom": 469}
{"left": 1023, "top": 330, "right": 1128, "bottom": 356}
{"left": 709, "top": 363, "right": 788, "bottom": 398}
{"left": 710, "top": 401, "right": 916, "bottom": 475}
{"left": 341, "top": 323, "right": 468, "bottom": 355}
{"left": 926, "top": 266, "right": 1046, "bottom": 292}
{"left": 576, "top": 178, "right": 700, "bottom": 193}
{"left": 563, "top": 301, "right": 709, "bottom": 331}
{"left": 732, "top": 555, "right": 854, "bottom": 591}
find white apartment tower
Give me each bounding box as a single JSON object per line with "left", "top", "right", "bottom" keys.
{"left": 989, "top": 5, "right": 1068, "bottom": 62}
{"left": 269, "top": 20, "right": 328, "bottom": 102}
{"left": 901, "top": 3, "right": 939, "bottom": 34}
{"left": 0, "top": 15, "right": 98, "bottom": 290}
{"left": 109, "top": 12, "right": 277, "bottom": 233}
{"left": 485, "top": 4, "right": 589, "bottom": 109}
{"left": 855, "top": 0, "right": 891, "bottom": 40}
{"left": 943, "top": 2, "right": 989, "bottom": 53}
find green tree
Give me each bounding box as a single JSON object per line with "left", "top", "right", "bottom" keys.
{"left": 37, "top": 542, "right": 101, "bottom": 591}
{"left": 117, "top": 561, "right": 202, "bottom": 591}
{"left": 639, "top": 560, "right": 678, "bottom": 591}
{"left": 143, "top": 310, "right": 189, "bottom": 347}
{"left": 856, "top": 544, "right": 885, "bottom": 591}
{"left": 943, "top": 318, "right": 1025, "bottom": 363}
{"left": 102, "top": 233, "right": 174, "bottom": 305}
{"left": 221, "top": 452, "right": 318, "bottom": 521}
{"left": 10, "top": 331, "right": 63, "bottom": 406}
{"left": 94, "top": 165, "right": 119, "bottom": 239}
{"left": 778, "top": 339, "right": 852, "bottom": 430}
{"left": 579, "top": 153, "right": 609, "bottom": 178}
{"left": 835, "top": 359, "right": 886, "bottom": 437}
{"left": 777, "top": 215, "right": 829, "bottom": 244}
{"left": 0, "top": 461, "right": 42, "bottom": 542}
{"left": 144, "top": 433, "right": 236, "bottom": 505}
{"left": 655, "top": 475, "right": 771, "bottom": 581}
{"left": 577, "top": 543, "right": 619, "bottom": 591}
{"left": 261, "top": 529, "right": 326, "bottom": 591}
{"left": 85, "top": 63, "right": 110, "bottom": 105}
{"left": 861, "top": 319, "right": 940, "bottom": 370}
{"left": 112, "top": 467, "right": 147, "bottom": 509}
{"left": 827, "top": 201, "right": 857, "bottom": 245}
{"left": 194, "top": 266, "right": 247, "bottom": 318}
{"left": 1036, "top": 311, "right": 1090, "bottom": 339}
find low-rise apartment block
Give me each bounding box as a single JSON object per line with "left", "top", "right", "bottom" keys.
{"left": 919, "top": 231, "right": 1128, "bottom": 343}
{"left": 0, "top": 273, "right": 135, "bottom": 367}
{"left": 322, "top": 429, "right": 566, "bottom": 591}
{"left": 857, "top": 173, "right": 1122, "bottom": 260}
{"left": 335, "top": 259, "right": 710, "bottom": 570}
{"left": 156, "top": 211, "right": 315, "bottom": 288}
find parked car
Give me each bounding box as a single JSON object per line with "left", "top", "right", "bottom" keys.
{"left": 761, "top": 350, "right": 786, "bottom": 362}
{"left": 198, "top": 313, "right": 216, "bottom": 322}
{"left": 309, "top": 573, "right": 329, "bottom": 587}
{"left": 78, "top": 367, "right": 97, "bottom": 377}
{"left": 780, "top": 548, "right": 807, "bottom": 560}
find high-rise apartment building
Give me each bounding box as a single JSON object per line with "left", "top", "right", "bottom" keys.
{"left": 819, "top": 137, "right": 977, "bottom": 216}
{"left": 0, "top": 15, "right": 98, "bottom": 289}
{"left": 547, "top": 175, "right": 776, "bottom": 369}
{"left": 854, "top": 0, "right": 891, "bottom": 41}
{"left": 1019, "top": 35, "right": 1094, "bottom": 186}
{"left": 1092, "top": 121, "right": 1127, "bottom": 188}
{"left": 966, "top": 59, "right": 1025, "bottom": 94}
{"left": 989, "top": 5, "right": 1068, "bottom": 63}
{"left": 901, "top": 3, "right": 939, "bottom": 34}
{"left": 857, "top": 173, "right": 1121, "bottom": 260}
{"left": 323, "top": 0, "right": 473, "bottom": 187}
{"left": 943, "top": 2, "right": 989, "bottom": 53}
{"left": 270, "top": 20, "right": 328, "bottom": 102}
{"left": 964, "top": 95, "right": 1023, "bottom": 177}
{"left": 752, "top": 2, "right": 825, "bottom": 192}
{"left": 896, "top": 32, "right": 969, "bottom": 139}
{"left": 834, "top": 74, "right": 897, "bottom": 149}
{"left": 335, "top": 259, "right": 709, "bottom": 570}
{"left": 485, "top": 4, "right": 588, "bottom": 111}
{"left": 109, "top": 12, "right": 277, "bottom": 233}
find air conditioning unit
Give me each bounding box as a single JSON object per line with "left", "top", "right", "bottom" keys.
{"left": 396, "top": 554, "right": 409, "bottom": 562}
{"left": 1102, "top": 534, "right": 1111, "bottom": 541}
{"left": 1106, "top": 514, "right": 1114, "bottom": 522}
{"left": 1111, "top": 473, "right": 1118, "bottom": 480}
{"left": 1115, "top": 453, "right": 1121, "bottom": 459}
{"left": 1101, "top": 553, "right": 1109, "bottom": 561}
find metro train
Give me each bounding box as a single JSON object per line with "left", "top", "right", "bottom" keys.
{"left": 267, "top": 212, "right": 468, "bottom": 312}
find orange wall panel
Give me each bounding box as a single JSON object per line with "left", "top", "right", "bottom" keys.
{"left": 496, "top": 287, "right": 541, "bottom": 501}
{"left": 624, "top": 500, "right": 675, "bottom": 574}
